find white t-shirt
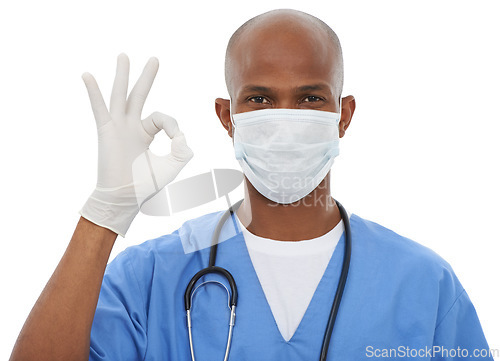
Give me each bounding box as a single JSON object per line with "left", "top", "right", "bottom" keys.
{"left": 236, "top": 216, "right": 344, "bottom": 341}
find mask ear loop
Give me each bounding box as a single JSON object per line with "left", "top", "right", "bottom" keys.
{"left": 229, "top": 99, "right": 236, "bottom": 137}
{"left": 338, "top": 94, "right": 343, "bottom": 127}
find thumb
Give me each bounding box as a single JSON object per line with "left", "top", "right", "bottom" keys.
{"left": 148, "top": 131, "right": 194, "bottom": 188}
{"left": 141, "top": 111, "right": 193, "bottom": 186}
{"left": 169, "top": 132, "right": 194, "bottom": 164}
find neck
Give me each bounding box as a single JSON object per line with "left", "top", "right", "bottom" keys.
{"left": 236, "top": 173, "right": 341, "bottom": 241}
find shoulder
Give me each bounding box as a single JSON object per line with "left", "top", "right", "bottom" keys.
{"left": 108, "top": 210, "right": 225, "bottom": 274}
{"left": 347, "top": 214, "right": 491, "bottom": 351}
{"left": 350, "top": 213, "right": 454, "bottom": 271}
{"left": 349, "top": 213, "right": 464, "bottom": 306}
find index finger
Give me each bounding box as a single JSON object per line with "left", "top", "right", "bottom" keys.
{"left": 126, "top": 57, "right": 159, "bottom": 118}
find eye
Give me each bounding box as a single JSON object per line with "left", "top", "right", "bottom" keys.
{"left": 303, "top": 96, "right": 323, "bottom": 103}
{"left": 249, "top": 96, "right": 270, "bottom": 104}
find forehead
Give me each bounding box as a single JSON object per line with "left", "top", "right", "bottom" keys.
{"left": 229, "top": 16, "right": 339, "bottom": 96}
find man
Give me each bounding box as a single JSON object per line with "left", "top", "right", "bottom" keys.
{"left": 10, "top": 9, "right": 492, "bottom": 361}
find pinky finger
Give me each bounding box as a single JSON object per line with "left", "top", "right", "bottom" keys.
{"left": 82, "top": 72, "right": 111, "bottom": 127}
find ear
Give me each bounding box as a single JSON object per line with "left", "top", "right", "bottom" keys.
{"left": 339, "top": 95, "right": 356, "bottom": 138}
{"left": 215, "top": 98, "right": 233, "bottom": 138}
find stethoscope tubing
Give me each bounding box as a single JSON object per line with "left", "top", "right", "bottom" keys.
{"left": 184, "top": 198, "right": 351, "bottom": 361}
{"left": 319, "top": 200, "right": 352, "bottom": 361}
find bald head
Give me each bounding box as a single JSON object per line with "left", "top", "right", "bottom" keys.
{"left": 224, "top": 9, "right": 344, "bottom": 100}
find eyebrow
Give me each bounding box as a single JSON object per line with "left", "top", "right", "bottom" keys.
{"left": 295, "top": 84, "right": 330, "bottom": 92}
{"left": 241, "top": 85, "right": 275, "bottom": 93}
{"left": 241, "top": 83, "right": 331, "bottom": 94}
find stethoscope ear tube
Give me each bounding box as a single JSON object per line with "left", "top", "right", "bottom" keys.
{"left": 209, "top": 199, "right": 244, "bottom": 267}
{"left": 184, "top": 266, "right": 238, "bottom": 311}
{"left": 319, "top": 200, "right": 352, "bottom": 361}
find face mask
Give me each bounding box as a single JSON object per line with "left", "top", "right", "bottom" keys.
{"left": 231, "top": 107, "right": 341, "bottom": 204}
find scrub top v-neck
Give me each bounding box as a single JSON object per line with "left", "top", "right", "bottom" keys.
{"left": 89, "top": 210, "right": 493, "bottom": 361}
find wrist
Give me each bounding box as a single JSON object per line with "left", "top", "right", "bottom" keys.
{"left": 80, "top": 188, "right": 140, "bottom": 237}
{"left": 76, "top": 216, "right": 118, "bottom": 249}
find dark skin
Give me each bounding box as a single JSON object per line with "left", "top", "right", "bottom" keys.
{"left": 9, "top": 11, "right": 356, "bottom": 361}
{"left": 215, "top": 13, "right": 356, "bottom": 241}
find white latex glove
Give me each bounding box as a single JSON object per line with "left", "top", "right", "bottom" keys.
{"left": 79, "top": 53, "right": 193, "bottom": 237}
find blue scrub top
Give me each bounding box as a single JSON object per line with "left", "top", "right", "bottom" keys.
{"left": 89, "top": 211, "right": 493, "bottom": 360}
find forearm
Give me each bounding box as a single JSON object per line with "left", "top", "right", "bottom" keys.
{"left": 9, "top": 217, "right": 117, "bottom": 361}
{"left": 9, "top": 54, "right": 191, "bottom": 361}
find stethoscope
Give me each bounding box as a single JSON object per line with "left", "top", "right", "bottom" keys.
{"left": 184, "top": 198, "right": 352, "bottom": 361}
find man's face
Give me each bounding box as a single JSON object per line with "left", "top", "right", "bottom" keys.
{"left": 228, "top": 20, "right": 341, "bottom": 115}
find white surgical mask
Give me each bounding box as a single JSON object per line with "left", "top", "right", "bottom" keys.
{"left": 231, "top": 107, "right": 341, "bottom": 204}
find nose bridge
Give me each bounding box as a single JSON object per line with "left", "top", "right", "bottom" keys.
{"left": 274, "top": 100, "right": 297, "bottom": 109}
{"left": 272, "top": 88, "right": 298, "bottom": 109}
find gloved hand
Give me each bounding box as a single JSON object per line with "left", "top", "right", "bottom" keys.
{"left": 79, "top": 53, "right": 193, "bottom": 237}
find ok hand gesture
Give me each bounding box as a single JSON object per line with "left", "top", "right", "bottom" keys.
{"left": 80, "top": 54, "right": 193, "bottom": 237}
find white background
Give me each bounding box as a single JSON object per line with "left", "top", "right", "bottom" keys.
{"left": 1, "top": 0, "right": 498, "bottom": 358}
